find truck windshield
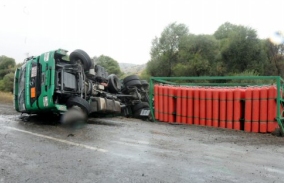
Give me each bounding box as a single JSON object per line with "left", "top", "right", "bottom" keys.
{"left": 18, "top": 64, "right": 26, "bottom": 111}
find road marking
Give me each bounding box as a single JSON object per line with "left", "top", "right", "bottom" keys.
{"left": 119, "top": 138, "right": 150, "bottom": 145}
{"left": 4, "top": 126, "right": 108, "bottom": 153}
{"left": 265, "top": 167, "right": 284, "bottom": 175}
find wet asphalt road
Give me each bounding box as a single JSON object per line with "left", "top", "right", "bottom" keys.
{"left": 0, "top": 104, "right": 284, "bottom": 183}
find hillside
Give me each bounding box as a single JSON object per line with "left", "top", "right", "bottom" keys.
{"left": 119, "top": 63, "right": 146, "bottom": 75}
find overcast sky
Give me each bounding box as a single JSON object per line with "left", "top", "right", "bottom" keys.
{"left": 0, "top": 0, "right": 283, "bottom": 64}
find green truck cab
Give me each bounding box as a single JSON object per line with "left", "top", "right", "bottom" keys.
{"left": 14, "top": 49, "right": 150, "bottom": 121}
{"left": 14, "top": 49, "right": 68, "bottom": 114}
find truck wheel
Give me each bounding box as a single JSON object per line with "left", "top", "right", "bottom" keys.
{"left": 140, "top": 80, "right": 149, "bottom": 90}
{"left": 140, "top": 80, "right": 148, "bottom": 85}
{"left": 70, "top": 49, "right": 92, "bottom": 71}
{"left": 123, "top": 75, "right": 140, "bottom": 84}
{"left": 66, "top": 96, "right": 91, "bottom": 115}
{"left": 107, "top": 74, "right": 121, "bottom": 93}
{"left": 124, "top": 79, "right": 142, "bottom": 87}
{"left": 132, "top": 102, "right": 149, "bottom": 112}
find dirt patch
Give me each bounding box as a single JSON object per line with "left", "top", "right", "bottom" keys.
{"left": 0, "top": 92, "right": 13, "bottom": 104}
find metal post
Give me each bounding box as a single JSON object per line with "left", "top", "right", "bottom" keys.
{"left": 149, "top": 77, "right": 155, "bottom": 121}
{"left": 276, "top": 77, "right": 284, "bottom": 134}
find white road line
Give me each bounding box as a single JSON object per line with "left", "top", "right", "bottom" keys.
{"left": 119, "top": 138, "right": 150, "bottom": 145}
{"left": 265, "top": 167, "right": 284, "bottom": 175}
{"left": 4, "top": 126, "right": 108, "bottom": 153}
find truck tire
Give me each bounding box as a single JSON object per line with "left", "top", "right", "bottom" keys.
{"left": 140, "top": 80, "right": 148, "bottom": 85}
{"left": 132, "top": 102, "right": 149, "bottom": 113}
{"left": 123, "top": 75, "right": 140, "bottom": 84}
{"left": 107, "top": 74, "right": 121, "bottom": 93}
{"left": 70, "top": 49, "right": 92, "bottom": 71}
{"left": 66, "top": 96, "right": 91, "bottom": 115}
{"left": 124, "top": 80, "right": 142, "bottom": 87}
{"left": 140, "top": 80, "right": 149, "bottom": 89}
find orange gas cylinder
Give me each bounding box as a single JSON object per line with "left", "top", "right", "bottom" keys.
{"left": 158, "top": 85, "right": 164, "bottom": 122}
{"left": 233, "top": 88, "right": 241, "bottom": 130}
{"left": 187, "top": 88, "right": 194, "bottom": 124}
{"left": 244, "top": 88, "right": 252, "bottom": 132}
{"left": 154, "top": 85, "right": 159, "bottom": 120}
{"left": 219, "top": 89, "right": 226, "bottom": 128}
{"left": 241, "top": 89, "right": 246, "bottom": 99}
{"left": 176, "top": 87, "right": 182, "bottom": 123}
{"left": 226, "top": 89, "right": 233, "bottom": 129}
{"left": 240, "top": 88, "right": 246, "bottom": 121}
{"left": 181, "top": 88, "right": 187, "bottom": 124}
{"left": 205, "top": 88, "right": 213, "bottom": 126}
{"left": 168, "top": 87, "right": 176, "bottom": 123}
{"left": 163, "top": 86, "right": 169, "bottom": 122}
{"left": 251, "top": 87, "right": 260, "bottom": 133}
{"left": 267, "top": 86, "right": 277, "bottom": 132}
{"left": 259, "top": 87, "right": 268, "bottom": 133}
{"left": 212, "top": 88, "right": 219, "bottom": 127}
{"left": 199, "top": 88, "right": 206, "bottom": 126}
{"left": 193, "top": 88, "right": 200, "bottom": 125}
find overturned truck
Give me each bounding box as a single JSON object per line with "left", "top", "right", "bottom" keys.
{"left": 13, "top": 49, "right": 151, "bottom": 122}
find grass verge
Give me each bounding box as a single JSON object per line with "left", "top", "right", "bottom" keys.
{"left": 0, "top": 91, "right": 13, "bottom": 104}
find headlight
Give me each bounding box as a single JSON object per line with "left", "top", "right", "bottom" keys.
{"left": 43, "top": 96, "right": 48, "bottom": 107}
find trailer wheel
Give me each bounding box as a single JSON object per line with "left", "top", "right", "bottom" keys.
{"left": 123, "top": 75, "right": 140, "bottom": 84}
{"left": 140, "top": 80, "right": 148, "bottom": 85}
{"left": 107, "top": 74, "right": 121, "bottom": 93}
{"left": 66, "top": 96, "right": 91, "bottom": 115}
{"left": 124, "top": 79, "right": 142, "bottom": 87}
{"left": 132, "top": 102, "right": 149, "bottom": 113}
{"left": 140, "top": 80, "right": 149, "bottom": 90}
{"left": 70, "top": 49, "right": 92, "bottom": 71}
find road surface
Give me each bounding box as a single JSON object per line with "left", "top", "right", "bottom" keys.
{"left": 0, "top": 104, "right": 283, "bottom": 183}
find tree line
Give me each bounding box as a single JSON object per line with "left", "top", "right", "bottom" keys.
{"left": 0, "top": 56, "right": 17, "bottom": 92}
{"left": 144, "top": 22, "right": 284, "bottom": 80}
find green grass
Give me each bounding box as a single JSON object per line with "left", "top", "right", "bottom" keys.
{"left": 0, "top": 91, "right": 13, "bottom": 104}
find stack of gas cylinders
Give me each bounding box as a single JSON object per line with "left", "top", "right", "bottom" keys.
{"left": 154, "top": 85, "right": 279, "bottom": 133}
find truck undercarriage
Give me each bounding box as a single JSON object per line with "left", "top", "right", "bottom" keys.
{"left": 14, "top": 49, "right": 151, "bottom": 123}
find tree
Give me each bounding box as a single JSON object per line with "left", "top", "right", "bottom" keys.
{"left": 173, "top": 54, "right": 210, "bottom": 76}
{"left": 93, "top": 55, "right": 122, "bottom": 76}
{"left": 177, "top": 34, "right": 219, "bottom": 76}
{"left": 0, "top": 56, "right": 15, "bottom": 79}
{"left": 2, "top": 73, "right": 14, "bottom": 92}
{"left": 148, "top": 22, "right": 189, "bottom": 77}
{"left": 214, "top": 23, "right": 267, "bottom": 74}
{"left": 139, "top": 69, "right": 150, "bottom": 81}
{"left": 214, "top": 22, "right": 238, "bottom": 40}
{"left": 263, "top": 39, "right": 284, "bottom": 77}
{"left": 146, "top": 54, "right": 169, "bottom": 76}
{"left": 0, "top": 80, "right": 4, "bottom": 91}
